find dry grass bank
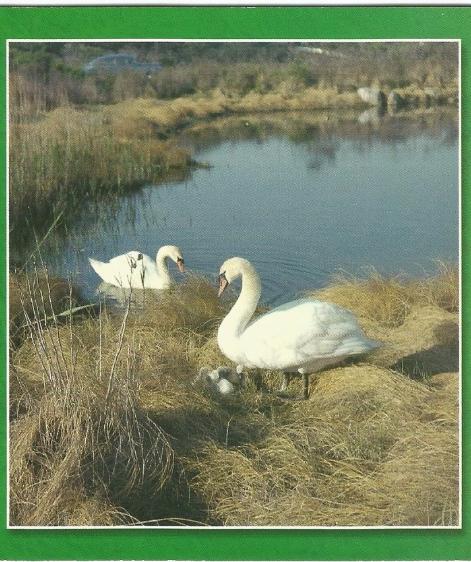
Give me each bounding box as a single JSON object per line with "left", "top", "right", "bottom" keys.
{"left": 9, "top": 265, "right": 459, "bottom": 526}
{"left": 103, "top": 84, "right": 457, "bottom": 137}
{"left": 182, "top": 105, "right": 457, "bottom": 155}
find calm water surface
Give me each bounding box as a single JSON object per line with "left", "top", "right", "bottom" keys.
{"left": 33, "top": 110, "right": 459, "bottom": 306}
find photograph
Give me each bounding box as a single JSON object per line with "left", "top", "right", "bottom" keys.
{"left": 8, "top": 38, "right": 460, "bottom": 529}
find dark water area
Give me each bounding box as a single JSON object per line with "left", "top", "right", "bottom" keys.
{"left": 14, "top": 108, "right": 459, "bottom": 307}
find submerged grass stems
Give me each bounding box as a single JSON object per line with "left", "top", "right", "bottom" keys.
{"left": 9, "top": 268, "right": 459, "bottom": 526}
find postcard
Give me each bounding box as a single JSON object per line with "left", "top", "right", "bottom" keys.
{"left": 2, "top": 5, "right": 469, "bottom": 561}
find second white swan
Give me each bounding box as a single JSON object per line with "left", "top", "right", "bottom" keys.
{"left": 89, "top": 245, "right": 185, "bottom": 289}
{"left": 217, "top": 257, "right": 380, "bottom": 398}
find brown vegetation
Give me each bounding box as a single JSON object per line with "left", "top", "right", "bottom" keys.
{"left": 9, "top": 266, "right": 459, "bottom": 526}
{"left": 310, "top": 263, "right": 458, "bottom": 328}
{"left": 10, "top": 42, "right": 458, "bottom": 111}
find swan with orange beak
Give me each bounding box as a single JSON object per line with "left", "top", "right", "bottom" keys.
{"left": 217, "top": 257, "right": 380, "bottom": 398}
{"left": 89, "top": 245, "right": 185, "bottom": 289}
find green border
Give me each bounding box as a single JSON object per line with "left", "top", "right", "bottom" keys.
{"left": 1, "top": 6, "right": 468, "bottom": 561}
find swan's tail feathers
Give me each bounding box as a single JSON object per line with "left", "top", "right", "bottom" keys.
{"left": 340, "top": 337, "right": 382, "bottom": 357}
{"left": 89, "top": 258, "right": 109, "bottom": 283}
{"left": 357, "top": 338, "right": 382, "bottom": 354}
{"left": 365, "top": 338, "right": 383, "bottom": 351}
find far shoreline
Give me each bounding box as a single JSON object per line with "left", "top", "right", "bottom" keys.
{"left": 9, "top": 88, "right": 457, "bottom": 253}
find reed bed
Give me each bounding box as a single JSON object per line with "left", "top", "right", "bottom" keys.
{"left": 9, "top": 106, "right": 191, "bottom": 242}
{"left": 9, "top": 267, "right": 459, "bottom": 526}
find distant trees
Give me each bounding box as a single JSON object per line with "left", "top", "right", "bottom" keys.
{"left": 9, "top": 41, "right": 458, "bottom": 120}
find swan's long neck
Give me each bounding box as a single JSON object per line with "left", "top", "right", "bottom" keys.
{"left": 155, "top": 248, "right": 172, "bottom": 284}
{"left": 220, "top": 263, "right": 262, "bottom": 338}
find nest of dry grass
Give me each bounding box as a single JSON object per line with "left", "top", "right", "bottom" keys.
{"left": 9, "top": 267, "right": 459, "bottom": 526}
{"left": 187, "top": 367, "right": 458, "bottom": 526}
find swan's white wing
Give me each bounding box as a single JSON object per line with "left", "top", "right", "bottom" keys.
{"left": 241, "top": 299, "right": 376, "bottom": 370}
{"left": 90, "top": 251, "right": 167, "bottom": 288}
{"left": 140, "top": 253, "right": 158, "bottom": 271}
{"left": 97, "top": 252, "right": 143, "bottom": 288}
{"left": 108, "top": 251, "right": 149, "bottom": 267}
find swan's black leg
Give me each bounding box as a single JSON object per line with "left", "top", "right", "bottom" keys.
{"left": 236, "top": 365, "right": 246, "bottom": 389}
{"left": 303, "top": 373, "right": 310, "bottom": 400}
{"left": 254, "top": 370, "right": 263, "bottom": 391}
{"left": 280, "top": 372, "right": 292, "bottom": 392}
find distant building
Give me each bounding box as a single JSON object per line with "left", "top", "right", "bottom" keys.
{"left": 83, "top": 53, "right": 162, "bottom": 75}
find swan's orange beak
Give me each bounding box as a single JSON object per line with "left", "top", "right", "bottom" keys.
{"left": 218, "top": 272, "right": 228, "bottom": 297}
{"left": 177, "top": 257, "right": 185, "bottom": 273}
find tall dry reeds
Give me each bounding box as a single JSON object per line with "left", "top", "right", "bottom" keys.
{"left": 10, "top": 270, "right": 174, "bottom": 526}
{"left": 9, "top": 105, "right": 191, "bottom": 244}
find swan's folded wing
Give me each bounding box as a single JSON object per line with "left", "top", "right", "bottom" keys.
{"left": 109, "top": 251, "right": 141, "bottom": 266}
{"left": 140, "top": 253, "right": 157, "bottom": 269}
{"left": 241, "top": 299, "right": 373, "bottom": 369}
{"left": 104, "top": 253, "right": 140, "bottom": 287}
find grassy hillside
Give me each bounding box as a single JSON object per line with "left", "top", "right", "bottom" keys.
{"left": 9, "top": 266, "right": 459, "bottom": 526}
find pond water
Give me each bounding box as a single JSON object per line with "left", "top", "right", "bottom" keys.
{"left": 26, "top": 109, "right": 459, "bottom": 307}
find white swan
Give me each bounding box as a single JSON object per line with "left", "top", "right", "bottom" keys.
{"left": 217, "top": 257, "right": 380, "bottom": 399}
{"left": 89, "top": 245, "right": 185, "bottom": 289}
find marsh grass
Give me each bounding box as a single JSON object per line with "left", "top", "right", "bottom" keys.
{"left": 9, "top": 106, "right": 191, "bottom": 246}
{"left": 10, "top": 270, "right": 174, "bottom": 525}
{"left": 9, "top": 269, "right": 459, "bottom": 526}
{"left": 310, "top": 263, "right": 458, "bottom": 328}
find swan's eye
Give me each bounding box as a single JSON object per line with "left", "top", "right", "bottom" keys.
{"left": 177, "top": 257, "right": 184, "bottom": 264}
{"left": 137, "top": 253, "right": 143, "bottom": 260}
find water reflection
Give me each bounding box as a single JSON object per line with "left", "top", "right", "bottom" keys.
{"left": 96, "top": 282, "right": 159, "bottom": 309}
{"left": 14, "top": 108, "right": 459, "bottom": 307}
{"left": 358, "top": 107, "right": 384, "bottom": 125}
